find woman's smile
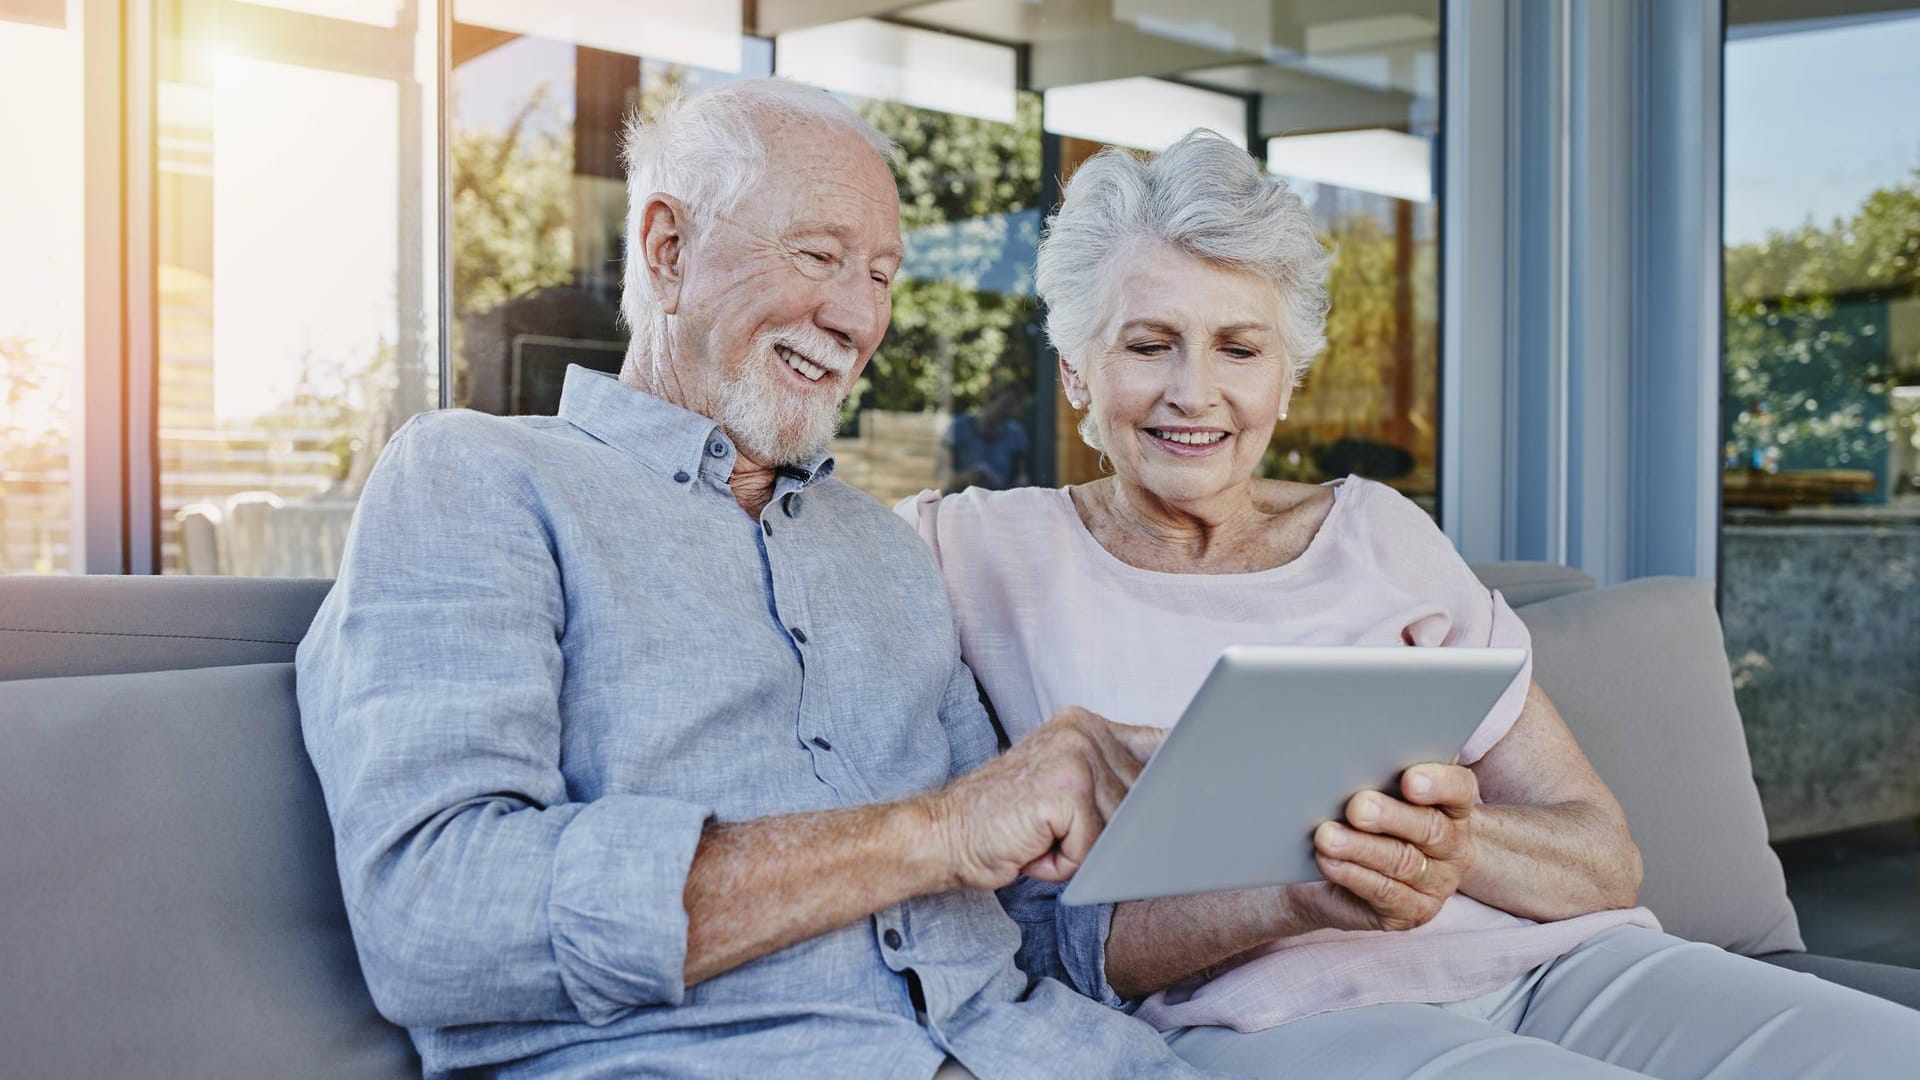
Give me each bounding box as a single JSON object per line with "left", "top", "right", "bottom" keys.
{"left": 1142, "top": 426, "right": 1232, "bottom": 457}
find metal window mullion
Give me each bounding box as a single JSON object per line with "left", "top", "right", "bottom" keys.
{"left": 1440, "top": 0, "right": 1511, "bottom": 563}
{"left": 78, "top": 0, "right": 128, "bottom": 574}
{"left": 125, "top": 0, "right": 158, "bottom": 573}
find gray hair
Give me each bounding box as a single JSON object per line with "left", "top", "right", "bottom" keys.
{"left": 618, "top": 77, "right": 898, "bottom": 378}
{"left": 1034, "top": 129, "right": 1330, "bottom": 448}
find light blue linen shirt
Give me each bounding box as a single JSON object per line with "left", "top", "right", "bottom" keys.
{"left": 296, "top": 367, "right": 1212, "bottom": 1079}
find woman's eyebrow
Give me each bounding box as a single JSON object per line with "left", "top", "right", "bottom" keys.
{"left": 1116, "top": 319, "right": 1180, "bottom": 336}
{"left": 1212, "top": 322, "right": 1275, "bottom": 337}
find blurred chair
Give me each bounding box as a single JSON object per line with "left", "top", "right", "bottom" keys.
{"left": 222, "top": 492, "right": 284, "bottom": 578}
{"left": 174, "top": 503, "right": 225, "bottom": 576}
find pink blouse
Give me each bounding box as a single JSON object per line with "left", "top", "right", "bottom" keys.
{"left": 897, "top": 477, "right": 1657, "bottom": 1032}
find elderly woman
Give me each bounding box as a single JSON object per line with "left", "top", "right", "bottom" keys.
{"left": 899, "top": 130, "right": 1920, "bottom": 1078}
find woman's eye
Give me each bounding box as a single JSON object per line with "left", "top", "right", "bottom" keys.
{"left": 1223, "top": 347, "right": 1255, "bottom": 359}
{"left": 1128, "top": 342, "right": 1170, "bottom": 356}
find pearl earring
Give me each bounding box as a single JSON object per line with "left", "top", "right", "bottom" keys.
{"left": 1278, "top": 410, "right": 1289, "bottom": 422}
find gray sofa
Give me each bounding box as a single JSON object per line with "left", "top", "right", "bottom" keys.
{"left": 2, "top": 565, "right": 1915, "bottom": 1078}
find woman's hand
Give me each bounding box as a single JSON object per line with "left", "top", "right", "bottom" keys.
{"left": 1306, "top": 763, "right": 1478, "bottom": 932}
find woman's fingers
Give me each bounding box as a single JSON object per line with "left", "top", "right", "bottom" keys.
{"left": 1315, "top": 854, "right": 1441, "bottom": 931}
{"left": 1314, "top": 822, "right": 1437, "bottom": 892}
{"left": 1401, "top": 763, "right": 1478, "bottom": 814}
{"left": 1343, "top": 790, "right": 1466, "bottom": 859}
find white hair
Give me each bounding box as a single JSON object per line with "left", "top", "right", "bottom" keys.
{"left": 618, "top": 77, "right": 898, "bottom": 382}
{"left": 1034, "top": 129, "right": 1330, "bottom": 450}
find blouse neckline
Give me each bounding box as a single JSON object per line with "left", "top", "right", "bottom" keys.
{"left": 1053, "top": 476, "right": 1355, "bottom": 583}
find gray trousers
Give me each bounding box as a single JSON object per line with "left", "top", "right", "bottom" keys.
{"left": 1165, "top": 926, "right": 1920, "bottom": 1079}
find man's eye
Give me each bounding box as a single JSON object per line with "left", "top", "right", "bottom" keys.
{"left": 872, "top": 272, "right": 892, "bottom": 287}
{"left": 804, "top": 250, "right": 832, "bottom": 264}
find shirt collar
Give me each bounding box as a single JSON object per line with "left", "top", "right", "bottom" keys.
{"left": 556, "top": 365, "right": 835, "bottom": 488}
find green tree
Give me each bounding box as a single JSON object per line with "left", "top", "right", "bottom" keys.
{"left": 854, "top": 94, "right": 1045, "bottom": 415}
{"left": 1723, "top": 168, "right": 1920, "bottom": 484}
{"left": 450, "top": 84, "right": 575, "bottom": 318}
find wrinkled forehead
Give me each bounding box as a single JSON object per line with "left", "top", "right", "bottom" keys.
{"left": 1099, "top": 243, "right": 1283, "bottom": 334}
{"left": 741, "top": 119, "right": 902, "bottom": 249}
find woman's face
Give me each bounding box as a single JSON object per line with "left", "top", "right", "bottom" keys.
{"left": 1066, "top": 245, "right": 1293, "bottom": 507}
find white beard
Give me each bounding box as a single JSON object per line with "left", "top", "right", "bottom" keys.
{"left": 713, "top": 326, "right": 857, "bottom": 467}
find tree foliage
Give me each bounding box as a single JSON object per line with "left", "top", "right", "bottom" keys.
{"left": 450, "top": 85, "right": 575, "bottom": 318}
{"left": 854, "top": 94, "right": 1044, "bottom": 415}
{"left": 1723, "top": 168, "right": 1920, "bottom": 479}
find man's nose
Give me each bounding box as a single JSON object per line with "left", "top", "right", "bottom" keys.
{"left": 815, "top": 270, "right": 887, "bottom": 353}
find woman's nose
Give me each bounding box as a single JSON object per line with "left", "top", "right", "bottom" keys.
{"left": 1165, "top": 353, "right": 1217, "bottom": 415}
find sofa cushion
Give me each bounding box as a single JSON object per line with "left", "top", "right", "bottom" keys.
{"left": 0, "top": 663, "right": 417, "bottom": 1080}
{"left": 1516, "top": 578, "right": 1804, "bottom": 956}
{"left": 0, "top": 575, "right": 332, "bottom": 681}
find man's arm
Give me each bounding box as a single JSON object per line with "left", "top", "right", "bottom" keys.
{"left": 301, "top": 424, "right": 1158, "bottom": 1025}
{"left": 680, "top": 703, "right": 1163, "bottom": 987}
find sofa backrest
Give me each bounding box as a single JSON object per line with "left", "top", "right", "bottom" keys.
{"left": 0, "top": 564, "right": 1798, "bottom": 1078}
{"left": 0, "top": 574, "right": 331, "bottom": 680}
{"left": 1503, "top": 577, "right": 1803, "bottom": 956}
{"left": 0, "top": 575, "right": 416, "bottom": 1078}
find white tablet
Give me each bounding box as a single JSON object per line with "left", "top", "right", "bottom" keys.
{"left": 1059, "top": 645, "right": 1527, "bottom": 907}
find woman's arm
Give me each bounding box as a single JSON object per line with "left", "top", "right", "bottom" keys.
{"left": 1459, "top": 681, "right": 1643, "bottom": 920}
{"left": 1104, "top": 884, "right": 1327, "bottom": 1001}
{"left": 1101, "top": 680, "right": 1641, "bottom": 1000}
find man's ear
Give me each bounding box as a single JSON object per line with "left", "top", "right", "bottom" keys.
{"left": 639, "top": 192, "right": 691, "bottom": 315}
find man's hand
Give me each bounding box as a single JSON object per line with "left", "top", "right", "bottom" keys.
{"left": 1305, "top": 763, "right": 1478, "bottom": 932}
{"left": 931, "top": 707, "right": 1164, "bottom": 890}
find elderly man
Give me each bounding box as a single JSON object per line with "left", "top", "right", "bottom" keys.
{"left": 297, "top": 79, "right": 1213, "bottom": 1080}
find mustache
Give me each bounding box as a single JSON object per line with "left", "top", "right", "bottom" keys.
{"left": 757, "top": 325, "right": 859, "bottom": 376}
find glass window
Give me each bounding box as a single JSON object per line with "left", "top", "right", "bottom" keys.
{"left": 154, "top": 0, "right": 439, "bottom": 576}
{"left": 0, "top": 0, "right": 83, "bottom": 574}
{"left": 449, "top": 2, "right": 1442, "bottom": 511}
{"left": 1721, "top": 3, "right": 1920, "bottom": 842}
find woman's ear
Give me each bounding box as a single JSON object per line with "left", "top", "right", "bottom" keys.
{"left": 639, "top": 192, "right": 690, "bottom": 315}
{"left": 1059, "top": 354, "right": 1089, "bottom": 410}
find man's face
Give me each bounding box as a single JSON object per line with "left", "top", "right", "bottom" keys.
{"left": 667, "top": 120, "right": 902, "bottom": 466}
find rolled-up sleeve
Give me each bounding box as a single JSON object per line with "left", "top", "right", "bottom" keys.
{"left": 998, "top": 877, "right": 1128, "bottom": 1009}
{"left": 296, "top": 414, "right": 711, "bottom": 1030}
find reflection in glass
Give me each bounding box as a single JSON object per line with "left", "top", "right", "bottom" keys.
{"left": 155, "top": 0, "right": 438, "bottom": 576}
{"left": 0, "top": 0, "right": 82, "bottom": 573}
{"left": 448, "top": 2, "right": 1440, "bottom": 511}
{"left": 1720, "top": 2, "right": 1920, "bottom": 842}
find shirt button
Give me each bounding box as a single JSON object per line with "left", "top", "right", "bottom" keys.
{"left": 883, "top": 929, "right": 903, "bottom": 950}
{"left": 790, "top": 627, "right": 808, "bottom": 644}
{"left": 763, "top": 520, "right": 773, "bottom": 537}
{"left": 785, "top": 493, "right": 803, "bottom": 517}
{"left": 810, "top": 735, "right": 833, "bottom": 751}
{"left": 673, "top": 470, "right": 690, "bottom": 484}
{"left": 707, "top": 439, "right": 728, "bottom": 458}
